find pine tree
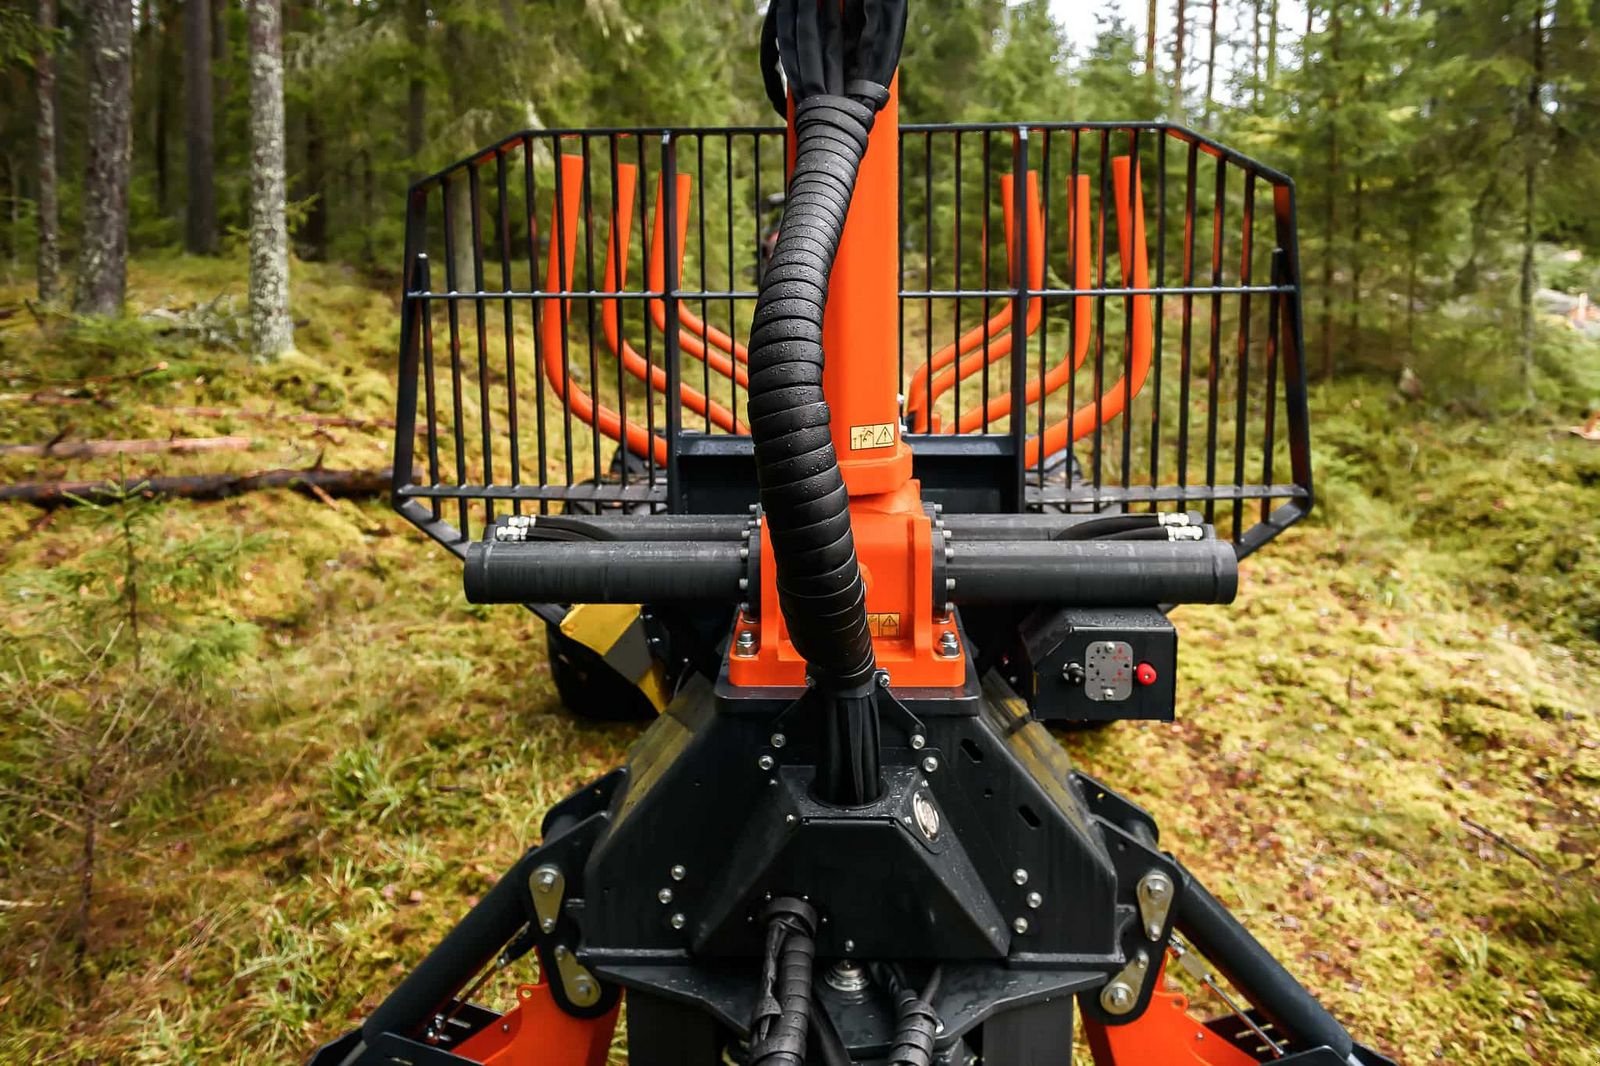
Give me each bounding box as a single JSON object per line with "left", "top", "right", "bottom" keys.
{"left": 185, "top": 0, "right": 218, "bottom": 255}
{"left": 75, "top": 0, "right": 134, "bottom": 316}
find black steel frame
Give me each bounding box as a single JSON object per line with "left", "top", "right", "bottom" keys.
{"left": 390, "top": 121, "right": 1310, "bottom": 561}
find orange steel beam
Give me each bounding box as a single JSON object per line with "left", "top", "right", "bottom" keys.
{"left": 451, "top": 980, "right": 619, "bottom": 1066}
{"left": 598, "top": 162, "right": 746, "bottom": 434}
{"left": 960, "top": 173, "right": 1093, "bottom": 433}
{"left": 1025, "top": 156, "right": 1153, "bottom": 468}
{"left": 904, "top": 170, "right": 1046, "bottom": 433}
{"left": 644, "top": 173, "right": 751, "bottom": 385}
{"left": 540, "top": 153, "right": 667, "bottom": 465}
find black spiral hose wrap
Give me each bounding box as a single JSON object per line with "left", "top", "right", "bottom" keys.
{"left": 749, "top": 899, "right": 820, "bottom": 1066}
{"left": 748, "top": 92, "right": 882, "bottom": 700}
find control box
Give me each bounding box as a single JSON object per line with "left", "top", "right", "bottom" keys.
{"left": 1018, "top": 607, "right": 1177, "bottom": 723}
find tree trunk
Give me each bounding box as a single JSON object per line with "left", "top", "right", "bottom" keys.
{"left": 185, "top": 0, "right": 218, "bottom": 254}
{"left": 304, "top": 111, "right": 328, "bottom": 261}
{"left": 1320, "top": 3, "right": 1342, "bottom": 381}
{"left": 36, "top": 0, "right": 61, "bottom": 304}
{"left": 1250, "top": 0, "right": 1263, "bottom": 106}
{"left": 1172, "top": 0, "right": 1186, "bottom": 116}
{"left": 75, "top": 0, "right": 134, "bottom": 317}
{"left": 248, "top": 0, "right": 292, "bottom": 358}
{"left": 1267, "top": 0, "right": 1279, "bottom": 84}
{"left": 1146, "top": 0, "right": 1159, "bottom": 83}
{"left": 1519, "top": 0, "right": 1546, "bottom": 405}
{"left": 212, "top": 0, "right": 230, "bottom": 100}
{"left": 1204, "top": 0, "right": 1219, "bottom": 123}
{"left": 406, "top": 0, "right": 427, "bottom": 167}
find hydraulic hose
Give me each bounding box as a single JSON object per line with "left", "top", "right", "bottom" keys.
{"left": 747, "top": 0, "right": 906, "bottom": 806}
{"left": 749, "top": 898, "right": 820, "bottom": 1066}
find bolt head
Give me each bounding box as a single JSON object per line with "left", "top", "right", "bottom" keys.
{"left": 922, "top": 755, "right": 939, "bottom": 773}
{"left": 1013, "top": 868, "right": 1029, "bottom": 886}
{"left": 843, "top": 939, "right": 856, "bottom": 953}
{"left": 877, "top": 672, "right": 891, "bottom": 687}
{"left": 1026, "top": 891, "right": 1042, "bottom": 908}
{"left": 1012, "top": 917, "right": 1030, "bottom": 934}
{"left": 1105, "top": 983, "right": 1134, "bottom": 1011}
{"left": 540, "top": 917, "right": 556, "bottom": 932}
{"left": 758, "top": 754, "right": 775, "bottom": 770}
{"left": 785, "top": 813, "right": 798, "bottom": 825}
{"left": 657, "top": 887, "right": 673, "bottom": 904}
{"left": 669, "top": 913, "right": 686, "bottom": 930}
{"left": 670, "top": 864, "right": 686, "bottom": 881}
{"left": 910, "top": 733, "right": 926, "bottom": 750}
{"left": 770, "top": 732, "right": 787, "bottom": 748}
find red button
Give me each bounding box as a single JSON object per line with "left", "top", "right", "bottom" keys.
{"left": 1135, "top": 662, "right": 1158, "bottom": 686}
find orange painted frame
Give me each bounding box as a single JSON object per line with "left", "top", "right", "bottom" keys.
{"left": 450, "top": 979, "right": 619, "bottom": 1066}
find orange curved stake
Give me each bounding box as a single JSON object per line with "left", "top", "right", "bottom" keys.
{"left": 645, "top": 174, "right": 751, "bottom": 385}
{"left": 1025, "top": 155, "right": 1154, "bottom": 468}
{"left": 598, "top": 163, "right": 745, "bottom": 433}
{"left": 540, "top": 153, "right": 667, "bottom": 465}
{"left": 904, "top": 170, "right": 1045, "bottom": 433}
{"left": 962, "top": 174, "right": 1093, "bottom": 432}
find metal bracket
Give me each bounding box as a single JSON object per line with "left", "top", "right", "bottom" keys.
{"left": 549, "top": 943, "right": 603, "bottom": 1009}
{"left": 1098, "top": 950, "right": 1150, "bottom": 1015}
{"left": 530, "top": 864, "right": 565, "bottom": 934}
{"left": 1135, "top": 869, "right": 1175, "bottom": 942}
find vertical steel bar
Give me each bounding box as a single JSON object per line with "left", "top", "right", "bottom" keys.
{"left": 1150, "top": 129, "right": 1168, "bottom": 512}
{"left": 1009, "top": 128, "right": 1030, "bottom": 509}
{"left": 726, "top": 131, "right": 738, "bottom": 422}
{"left": 1204, "top": 153, "right": 1227, "bottom": 525}
{"left": 495, "top": 149, "right": 522, "bottom": 513}
{"left": 439, "top": 171, "right": 470, "bottom": 536}
{"left": 1091, "top": 129, "right": 1111, "bottom": 506}
{"left": 952, "top": 131, "right": 963, "bottom": 435}
{"left": 1232, "top": 171, "right": 1256, "bottom": 543}
{"left": 662, "top": 134, "right": 683, "bottom": 508}
{"left": 1119, "top": 127, "right": 1139, "bottom": 499}
{"left": 1036, "top": 127, "right": 1052, "bottom": 495}
{"left": 1177, "top": 140, "right": 1197, "bottom": 499}
{"left": 415, "top": 254, "right": 441, "bottom": 521}
{"left": 1065, "top": 129, "right": 1080, "bottom": 492}
{"left": 552, "top": 138, "right": 575, "bottom": 491}
{"left": 1274, "top": 180, "right": 1314, "bottom": 515}
{"left": 1262, "top": 247, "right": 1284, "bottom": 522}
{"left": 468, "top": 161, "right": 495, "bottom": 531}
{"left": 697, "top": 135, "right": 710, "bottom": 432}
{"left": 980, "top": 128, "right": 992, "bottom": 431}
{"left": 923, "top": 131, "right": 934, "bottom": 424}
{"left": 523, "top": 136, "right": 550, "bottom": 515}
{"left": 639, "top": 135, "right": 658, "bottom": 490}
{"left": 608, "top": 134, "right": 629, "bottom": 493}
{"left": 579, "top": 135, "right": 602, "bottom": 487}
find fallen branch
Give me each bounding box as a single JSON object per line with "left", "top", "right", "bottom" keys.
{"left": 0, "top": 466, "right": 404, "bottom": 509}
{"left": 0, "top": 435, "right": 253, "bottom": 460}
{"left": 167, "top": 405, "right": 395, "bottom": 430}
{"left": 1459, "top": 815, "right": 1549, "bottom": 873}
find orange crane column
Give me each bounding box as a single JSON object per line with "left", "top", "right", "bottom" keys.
{"left": 823, "top": 76, "right": 913, "bottom": 496}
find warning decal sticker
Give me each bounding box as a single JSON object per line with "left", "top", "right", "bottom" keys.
{"left": 849, "top": 422, "right": 897, "bottom": 450}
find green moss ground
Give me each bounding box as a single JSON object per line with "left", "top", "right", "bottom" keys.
{"left": 0, "top": 256, "right": 1596, "bottom": 1063}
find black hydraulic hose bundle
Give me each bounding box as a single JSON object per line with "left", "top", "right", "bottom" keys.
{"left": 745, "top": 0, "right": 906, "bottom": 808}
{"left": 750, "top": 898, "right": 820, "bottom": 1066}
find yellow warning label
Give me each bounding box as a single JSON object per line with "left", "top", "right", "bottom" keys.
{"left": 849, "top": 421, "right": 897, "bottom": 450}
{"left": 866, "top": 613, "right": 902, "bottom": 637}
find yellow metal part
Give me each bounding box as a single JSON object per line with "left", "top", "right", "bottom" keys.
{"left": 558, "top": 603, "right": 669, "bottom": 712}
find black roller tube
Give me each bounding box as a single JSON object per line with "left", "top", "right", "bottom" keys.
{"left": 939, "top": 511, "right": 1205, "bottom": 541}
{"left": 464, "top": 540, "right": 744, "bottom": 604}
{"left": 518, "top": 513, "right": 752, "bottom": 542}
{"left": 1176, "top": 873, "right": 1355, "bottom": 1059}
{"left": 945, "top": 539, "right": 1237, "bottom": 605}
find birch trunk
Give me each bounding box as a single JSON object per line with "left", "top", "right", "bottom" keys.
{"left": 248, "top": 0, "right": 292, "bottom": 358}
{"left": 36, "top": 0, "right": 61, "bottom": 304}
{"left": 74, "top": 0, "right": 133, "bottom": 316}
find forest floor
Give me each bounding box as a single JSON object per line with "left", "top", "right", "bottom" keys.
{"left": 0, "top": 255, "right": 1597, "bottom": 1065}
